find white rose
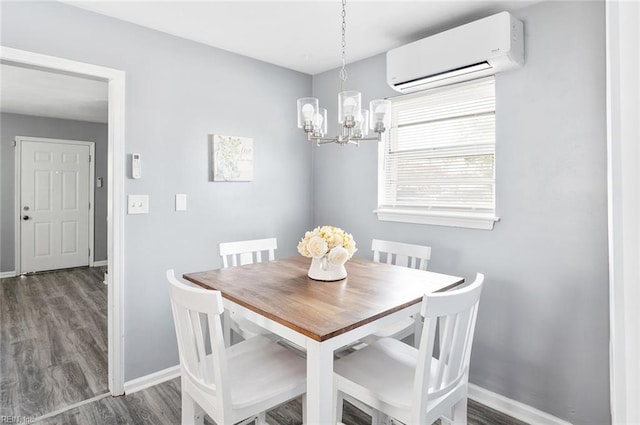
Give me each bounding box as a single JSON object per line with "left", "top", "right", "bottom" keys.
{"left": 332, "top": 234, "right": 343, "bottom": 249}
{"left": 327, "top": 246, "right": 349, "bottom": 266}
{"left": 307, "top": 236, "right": 328, "bottom": 258}
{"left": 297, "top": 238, "right": 310, "bottom": 257}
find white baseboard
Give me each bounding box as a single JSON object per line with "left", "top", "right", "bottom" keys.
{"left": 0, "top": 271, "right": 17, "bottom": 278}
{"left": 124, "top": 364, "right": 180, "bottom": 395}
{"left": 93, "top": 260, "right": 108, "bottom": 267}
{"left": 468, "top": 383, "right": 573, "bottom": 425}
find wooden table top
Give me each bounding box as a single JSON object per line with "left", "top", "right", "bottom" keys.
{"left": 183, "top": 256, "right": 464, "bottom": 342}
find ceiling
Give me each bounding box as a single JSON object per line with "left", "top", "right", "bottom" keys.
{"left": 0, "top": 64, "right": 109, "bottom": 123}
{"left": 1, "top": 1, "right": 539, "bottom": 123}
{"left": 62, "top": 0, "right": 539, "bottom": 75}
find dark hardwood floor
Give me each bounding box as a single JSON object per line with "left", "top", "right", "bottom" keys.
{"left": 35, "top": 377, "right": 528, "bottom": 425}
{"left": 0, "top": 267, "right": 108, "bottom": 419}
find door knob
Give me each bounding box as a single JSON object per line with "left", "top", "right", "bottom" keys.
{"left": 22, "top": 215, "right": 30, "bottom": 220}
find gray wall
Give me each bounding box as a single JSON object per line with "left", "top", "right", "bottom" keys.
{"left": 0, "top": 113, "right": 109, "bottom": 269}
{"left": 0, "top": 1, "right": 313, "bottom": 380}
{"left": 312, "top": 1, "right": 608, "bottom": 424}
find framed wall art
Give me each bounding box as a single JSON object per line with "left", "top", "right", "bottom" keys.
{"left": 210, "top": 134, "right": 254, "bottom": 182}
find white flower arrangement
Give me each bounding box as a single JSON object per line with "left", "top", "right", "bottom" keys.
{"left": 297, "top": 225, "right": 357, "bottom": 266}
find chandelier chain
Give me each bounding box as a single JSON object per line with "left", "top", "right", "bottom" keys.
{"left": 339, "top": 0, "right": 347, "bottom": 92}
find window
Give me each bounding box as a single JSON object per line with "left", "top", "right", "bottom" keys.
{"left": 376, "top": 76, "right": 499, "bottom": 229}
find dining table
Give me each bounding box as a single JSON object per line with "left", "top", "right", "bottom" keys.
{"left": 183, "top": 255, "right": 464, "bottom": 424}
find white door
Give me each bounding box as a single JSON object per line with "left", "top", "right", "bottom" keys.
{"left": 20, "top": 140, "right": 92, "bottom": 273}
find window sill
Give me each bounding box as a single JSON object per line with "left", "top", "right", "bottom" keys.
{"left": 374, "top": 208, "right": 499, "bottom": 230}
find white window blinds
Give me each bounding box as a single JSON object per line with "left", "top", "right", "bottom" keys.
{"left": 378, "top": 77, "right": 496, "bottom": 224}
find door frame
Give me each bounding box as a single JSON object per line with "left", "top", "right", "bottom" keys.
{"left": 14, "top": 136, "right": 96, "bottom": 273}
{"left": 1, "top": 46, "right": 126, "bottom": 396}
{"left": 606, "top": 1, "right": 640, "bottom": 423}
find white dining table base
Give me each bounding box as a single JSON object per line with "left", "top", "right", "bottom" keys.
{"left": 221, "top": 299, "right": 424, "bottom": 424}
{"left": 306, "top": 340, "right": 336, "bottom": 424}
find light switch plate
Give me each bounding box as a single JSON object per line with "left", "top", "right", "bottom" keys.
{"left": 175, "top": 194, "right": 187, "bottom": 211}
{"left": 128, "top": 194, "right": 149, "bottom": 214}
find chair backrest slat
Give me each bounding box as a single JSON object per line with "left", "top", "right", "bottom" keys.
{"left": 220, "top": 238, "right": 277, "bottom": 269}
{"left": 371, "top": 239, "right": 432, "bottom": 271}
{"left": 411, "top": 273, "right": 484, "bottom": 424}
{"left": 395, "top": 254, "right": 409, "bottom": 268}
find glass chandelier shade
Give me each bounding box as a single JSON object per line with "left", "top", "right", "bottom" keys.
{"left": 338, "top": 91, "right": 361, "bottom": 124}
{"left": 369, "top": 99, "right": 392, "bottom": 131}
{"left": 297, "top": 97, "right": 319, "bottom": 130}
{"left": 355, "top": 109, "right": 369, "bottom": 137}
{"left": 313, "top": 108, "right": 327, "bottom": 136}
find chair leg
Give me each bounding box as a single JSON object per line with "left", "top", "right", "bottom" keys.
{"left": 181, "top": 391, "right": 199, "bottom": 425}
{"left": 413, "top": 315, "right": 423, "bottom": 348}
{"left": 236, "top": 416, "right": 258, "bottom": 425}
{"left": 372, "top": 410, "right": 392, "bottom": 425}
{"left": 371, "top": 410, "right": 381, "bottom": 425}
{"left": 383, "top": 413, "right": 394, "bottom": 425}
{"left": 257, "top": 412, "right": 267, "bottom": 424}
{"left": 194, "top": 411, "right": 205, "bottom": 425}
{"left": 440, "top": 415, "right": 453, "bottom": 425}
{"left": 332, "top": 379, "right": 344, "bottom": 424}
{"left": 302, "top": 394, "right": 307, "bottom": 424}
{"left": 223, "top": 310, "right": 232, "bottom": 347}
{"left": 451, "top": 398, "right": 468, "bottom": 425}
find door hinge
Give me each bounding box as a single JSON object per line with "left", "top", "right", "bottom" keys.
{"left": 89, "top": 155, "right": 92, "bottom": 162}
{"left": 12, "top": 140, "right": 17, "bottom": 147}
{"left": 89, "top": 248, "right": 91, "bottom": 256}
{"left": 89, "top": 202, "right": 91, "bottom": 209}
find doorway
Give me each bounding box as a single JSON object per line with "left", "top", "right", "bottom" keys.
{"left": 15, "top": 137, "right": 95, "bottom": 274}
{"left": 0, "top": 46, "right": 126, "bottom": 401}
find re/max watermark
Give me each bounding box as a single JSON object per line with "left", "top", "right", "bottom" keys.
{"left": 0, "top": 416, "right": 36, "bottom": 424}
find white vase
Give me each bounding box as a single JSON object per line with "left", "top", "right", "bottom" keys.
{"left": 307, "top": 257, "right": 347, "bottom": 281}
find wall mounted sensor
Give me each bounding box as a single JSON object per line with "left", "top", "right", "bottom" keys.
{"left": 132, "top": 153, "right": 142, "bottom": 179}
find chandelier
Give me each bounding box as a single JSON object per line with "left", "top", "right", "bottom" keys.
{"left": 296, "top": 0, "right": 391, "bottom": 146}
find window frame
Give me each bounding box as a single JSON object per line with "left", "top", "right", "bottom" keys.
{"left": 375, "top": 77, "right": 500, "bottom": 230}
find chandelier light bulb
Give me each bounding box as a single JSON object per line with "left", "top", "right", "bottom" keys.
{"left": 313, "top": 112, "right": 323, "bottom": 127}
{"left": 343, "top": 97, "right": 357, "bottom": 116}
{"left": 302, "top": 104, "right": 315, "bottom": 121}
{"left": 355, "top": 109, "right": 369, "bottom": 137}
{"left": 312, "top": 108, "right": 327, "bottom": 136}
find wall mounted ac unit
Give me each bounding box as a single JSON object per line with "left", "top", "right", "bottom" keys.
{"left": 387, "top": 11, "right": 524, "bottom": 93}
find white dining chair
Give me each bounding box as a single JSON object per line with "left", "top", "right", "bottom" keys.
{"left": 333, "top": 273, "right": 484, "bottom": 425}
{"left": 219, "top": 238, "right": 278, "bottom": 345}
{"left": 220, "top": 237, "right": 277, "bottom": 268}
{"left": 167, "top": 269, "right": 306, "bottom": 425}
{"left": 372, "top": 239, "right": 432, "bottom": 271}
{"left": 362, "top": 239, "right": 433, "bottom": 347}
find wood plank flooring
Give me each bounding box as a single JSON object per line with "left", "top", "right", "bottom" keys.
{"left": 35, "top": 377, "right": 528, "bottom": 425}
{"left": 0, "top": 267, "right": 108, "bottom": 419}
